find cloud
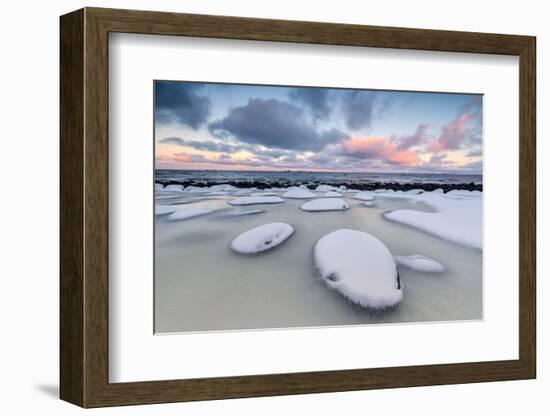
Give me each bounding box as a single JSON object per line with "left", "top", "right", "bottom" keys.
{"left": 289, "top": 88, "right": 331, "bottom": 119}
{"left": 209, "top": 98, "right": 347, "bottom": 151}
{"left": 430, "top": 114, "right": 473, "bottom": 152}
{"left": 159, "top": 137, "right": 243, "bottom": 153}
{"left": 396, "top": 123, "right": 430, "bottom": 150}
{"left": 429, "top": 96, "right": 482, "bottom": 153}
{"left": 155, "top": 82, "right": 211, "bottom": 129}
{"left": 340, "top": 90, "right": 377, "bottom": 131}
{"left": 339, "top": 136, "right": 420, "bottom": 166}
{"left": 466, "top": 148, "right": 482, "bottom": 157}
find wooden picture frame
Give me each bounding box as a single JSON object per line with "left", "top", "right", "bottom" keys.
{"left": 60, "top": 7, "right": 536, "bottom": 408}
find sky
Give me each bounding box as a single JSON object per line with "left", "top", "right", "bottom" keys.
{"left": 154, "top": 81, "right": 482, "bottom": 174}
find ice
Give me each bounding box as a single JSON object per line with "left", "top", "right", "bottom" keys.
{"left": 384, "top": 190, "right": 482, "bottom": 249}
{"left": 352, "top": 192, "right": 375, "bottom": 201}
{"left": 323, "top": 191, "right": 343, "bottom": 198}
{"left": 282, "top": 188, "right": 316, "bottom": 199}
{"left": 155, "top": 205, "right": 178, "bottom": 216}
{"left": 168, "top": 208, "right": 214, "bottom": 221}
{"left": 228, "top": 196, "right": 285, "bottom": 206}
{"left": 223, "top": 209, "right": 265, "bottom": 217}
{"left": 314, "top": 229, "right": 402, "bottom": 309}
{"left": 230, "top": 222, "right": 294, "bottom": 254}
{"left": 394, "top": 255, "right": 445, "bottom": 273}
{"left": 301, "top": 198, "right": 350, "bottom": 212}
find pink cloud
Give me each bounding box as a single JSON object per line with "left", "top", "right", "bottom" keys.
{"left": 430, "top": 114, "right": 472, "bottom": 153}
{"left": 342, "top": 136, "right": 420, "bottom": 166}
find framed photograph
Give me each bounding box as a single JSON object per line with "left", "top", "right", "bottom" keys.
{"left": 60, "top": 7, "right": 536, "bottom": 408}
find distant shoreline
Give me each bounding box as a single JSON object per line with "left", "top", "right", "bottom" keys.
{"left": 155, "top": 179, "right": 482, "bottom": 192}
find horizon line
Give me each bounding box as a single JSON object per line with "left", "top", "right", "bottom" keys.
{"left": 154, "top": 167, "right": 482, "bottom": 176}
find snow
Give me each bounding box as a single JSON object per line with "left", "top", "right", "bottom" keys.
{"left": 315, "top": 184, "right": 338, "bottom": 192}
{"left": 362, "top": 201, "right": 374, "bottom": 207}
{"left": 323, "top": 191, "right": 343, "bottom": 198}
{"left": 224, "top": 209, "right": 265, "bottom": 217}
{"left": 283, "top": 188, "right": 316, "bottom": 199}
{"left": 300, "top": 198, "right": 350, "bottom": 212}
{"left": 164, "top": 184, "right": 184, "bottom": 192}
{"left": 155, "top": 183, "right": 165, "bottom": 191}
{"left": 230, "top": 222, "right": 294, "bottom": 254}
{"left": 155, "top": 205, "right": 178, "bottom": 216}
{"left": 228, "top": 196, "right": 285, "bottom": 206}
{"left": 204, "top": 191, "right": 229, "bottom": 196}
{"left": 251, "top": 191, "right": 279, "bottom": 197}
{"left": 352, "top": 192, "right": 375, "bottom": 201}
{"left": 168, "top": 208, "right": 213, "bottom": 221}
{"left": 183, "top": 186, "right": 210, "bottom": 194}
{"left": 232, "top": 189, "right": 252, "bottom": 196}
{"left": 384, "top": 190, "right": 482, "bottom": 249}
{"left": 210, "top": 184, "right": 237, "bottom": 192}
{"left": 314, "top": 229, "right": 402, "bottom": 309}
{"left": 394, "top": 255, "right": 445, "bottom": 273}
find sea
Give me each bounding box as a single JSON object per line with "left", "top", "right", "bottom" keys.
{"left": 155, "top": 169, "right": 482, "bottom": 187}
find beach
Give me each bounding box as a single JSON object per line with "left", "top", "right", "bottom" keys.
{"left": 154, "top": 174, "right": 482, "bottom": 334}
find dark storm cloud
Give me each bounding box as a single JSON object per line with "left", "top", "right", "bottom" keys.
{"left": 340, "top": 90, "right": 377, "bottom": 131}
{"left": 155, "top": 82, "right": 211, "bottom": 129}
{"left": 209, "top": 98, "right": 347, "bottom": 151}
{"left": 289, "top": 88, "right": 331, "bottom": 119}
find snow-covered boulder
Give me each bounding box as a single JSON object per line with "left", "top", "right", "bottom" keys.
{"left": 301, "top": 198, "right": 350, "bottom": 212}
{"left": 168, "top": 208, "right": 213, "bottom": 221}
{"left": 228, "top": 196, "right": 285, "bottom": 206}
{"left": 352, "top": 192, "right": 375, "bottom": 201}
{"left": 230, "top": 223, "right": 294, "bottom": 254}
{"left": 283, "top": 188, "right": 316, "bottom": 199}
{"left": 314, "top": 229, "right": 402, "bottom": 309}
{"left": 384, "top": 191, "right": 482, "bottom": 249}
{"left": 315, "top": 184, "right": 337, "bottom": 192}
{"left": 323, "top": 191, "right": 343, "bottom": 198}
{"left": 164, "top": 184, "right": 184, "bottom": 192}
{"left": 394, "top": 255, "right": 445, "bottom": 273}
{"left": 155, "top": 205, "right": 178, "bottom": 216}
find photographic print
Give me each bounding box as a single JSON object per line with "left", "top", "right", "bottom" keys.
{"left": 154, "top": 81, "right": 483, "bottom": 334}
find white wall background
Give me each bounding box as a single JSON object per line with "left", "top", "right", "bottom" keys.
{"left": 0, "top": 0, "right": 545, "bottom": 414}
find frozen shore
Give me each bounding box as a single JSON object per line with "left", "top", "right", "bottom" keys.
{"left": 155, "top": 183, "right": 483, "bottom": 333}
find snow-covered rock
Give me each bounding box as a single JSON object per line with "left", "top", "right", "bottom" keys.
{"left": 228, "top": 196, "right": 285, "bottom": 206}
{"left": 168, "top": 208, "right": 213, "bottom": 221}
{"left": 230, "top": 223, "right": 294, "bottom": 254}
{"left": 301, "top": 198, "right": 350, "bottom": 212}
{"left": 315, "top": 184, "right": 337, "bottom": 192}
{"left": 283, "top": 188, "right": 316, "bottom": 199}
{"left": 155, "top": 205, "right": 178, "bottom": 216}
{"left": 155, "top": 183, "right": 165, "bottom": 191}
{"left": 384, "top": 191, "right": 482, "bottom": 249}
{"left": 183, "top": 186, "right": 209, "bottom": 194}
{"left": 394, "top": 255, "right": 445, "bottom": 273}
{"left": 323, "top": 191, "right": 343, "bottom": 198}
{"left": 210, "top": 184, "right": 237, "bottom": 192}
{"left": 314, "top": 229, "right": 402, "bottom": 309}
{"left": 164, "top": 184, "right": 184, "bottom": 192}
{"left": 352, "top": 192, "right": 375, "bottom": 201}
